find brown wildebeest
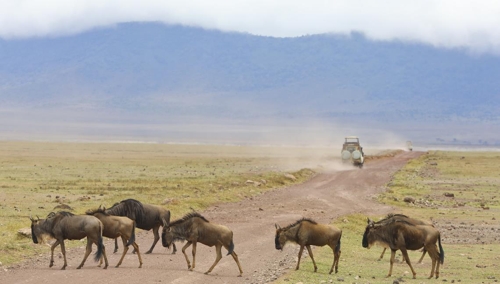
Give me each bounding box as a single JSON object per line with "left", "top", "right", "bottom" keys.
{"left": 161, "top": 212, "right": 243, "bottom": 277}
{"left": 376, "top": 214, "right": 433, "bottom": 263}
{"left": 30, "top": 211, "right": 108, "bottom": 270}
{"left": 362, "top": 218, "right": 445, "bottom": 279}
{"left": 275, "top": 218, "right": 342, "bottom": 274}
{"left": 105, "top": 199, "right": 176, "bottom": 254}
{"left": 86, "top": 207, "right": 143, "bottom": 268}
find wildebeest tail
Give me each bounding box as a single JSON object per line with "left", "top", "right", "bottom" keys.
{"left": 438, "top": 233, "right": 444, "bottom": 264}
{"left": 94, "top": 223, "right": 105, "bottom": 262}
{"left": 227, "top": 240, "right": 234, "bottom": 255}
{"left": 126, "top": 222, "right": 136, "bottom": 247}
{"left": 335, "top": 231, "right": 342, "bottom": 254}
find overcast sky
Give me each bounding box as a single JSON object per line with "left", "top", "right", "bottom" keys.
{"left": 1, "top": 0, "right": 500, "bottom": 54}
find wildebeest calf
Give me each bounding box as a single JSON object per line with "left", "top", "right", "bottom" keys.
{"left": 275, "top": 218, "right": 342, "bottom": 274}
{"left": 162, "top": 212, "right": 243, "bottom": 277}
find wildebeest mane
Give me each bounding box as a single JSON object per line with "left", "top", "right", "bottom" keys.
{"left": 282, "top": 218, "right": 317, "bottom": 231}
{"left": 385, "top": 213, "right": 409, "bottom": 219}
{"left": 38, "top": 211, "right": 75, "bottom": 238}
{"left": 85, "top": 207, "right": 109, "bottom": 216}
{"left": 169, "top": 212, "right": 209, "bottom": 227}
{"left": 106, "top": 199, "right": 145, "bottom": 223}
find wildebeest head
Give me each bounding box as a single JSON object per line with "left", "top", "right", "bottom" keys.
{"left": 362, "top": 218, "right": 377, "bottom": 248}
{"left": 161, "top": 225, "right": 173, "bottom": 248}
{"left": 274, "top": 224, "right": 285, "bottom": 250}
{"left": 29, "top": 215, "right": 41, "bottom": 244}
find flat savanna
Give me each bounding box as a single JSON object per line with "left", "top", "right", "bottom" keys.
{"left": 1, "top": 141, "right": 499, "bottom": 283}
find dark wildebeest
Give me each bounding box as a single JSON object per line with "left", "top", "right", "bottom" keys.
{"left": 30, "top": 211, "right": 108, "bottom": 270}
{"left": 86, "top": 207, "right": 143, "bottom": 268}
{"left": 275, "top": 218, "right": 342, "bottom": 274}
{"left": 376, "top": 214, "right": 433, "bottom": 263}
{"left": 105, "top": 199, "right": 176, "bottom": 254}
{"left": 362, "top": 217, "right": 445, "bottom": 279}
{"left": 161, "top": 212, "right": 243, "bottom": 277}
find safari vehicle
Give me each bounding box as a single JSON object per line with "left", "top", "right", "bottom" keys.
{"left": 341, "top": 136, "right": 364, "bottom": 168}
{"left": 406, "top": 141, "right": 413, "bottom": 151}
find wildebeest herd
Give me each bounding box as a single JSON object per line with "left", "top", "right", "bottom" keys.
{"left": 30, "top": 199, "right": 444, "bottom": 279}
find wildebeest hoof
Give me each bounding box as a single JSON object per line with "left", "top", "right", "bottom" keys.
{"left": 145, "top": 251, "right": 152, "bottom": 254}
{"left": 204, "top": 271, "right": 210, "bottom": 275}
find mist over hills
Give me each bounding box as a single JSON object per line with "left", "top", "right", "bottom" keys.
{"left": 1, "top": 22, "right": 499, "bottom": 146}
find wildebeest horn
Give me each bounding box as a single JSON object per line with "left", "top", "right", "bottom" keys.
{"left": 29, "top": 215, "right": 35, "bottom": 222}
{"left": 275, "top": 223, "right": 281, "bottom": 229}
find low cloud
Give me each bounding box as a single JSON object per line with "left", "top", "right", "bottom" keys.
{"left": 1, "top": 1, "right": 500, "bottom": 54}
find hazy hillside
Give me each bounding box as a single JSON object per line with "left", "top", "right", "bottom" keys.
{"left": 1, "top": 22, "right": 499, "bottom": 145}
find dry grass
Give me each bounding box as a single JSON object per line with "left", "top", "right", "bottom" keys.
{"left": 0, "top": 141, "right": 328, "bottom": 266}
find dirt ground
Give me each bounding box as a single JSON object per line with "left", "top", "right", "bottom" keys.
{"left": 0, "top": 151, "right": 423, "bottom": 284}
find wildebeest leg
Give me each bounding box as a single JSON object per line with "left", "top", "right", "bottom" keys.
{"left": 49, "top": 240, "right": 60, "bottom": 268}
{"left": 305, "top": 245, "right": 318, "bottom": 272}
{"left": 145, "top": 226, "right": 160, "bottom": 254}
{"left": 230, "top": 251, "right": 243, "bottom": 277}
{"left": 59, "top": 241, "right": 68, "bottom": 270}
{"left": 77, "top": 239, "right": 93, "bottom": 269}
{"left": 379, "top": 248, "right": 386, "bottom": 261}
{"left": 400, "top": 247, "right": 417, "bottom": 279}
{"left": 171, "top": 242, "right": 177, "bottom": 254}
{"left": 100, "top": 244, "right": 109, "bottom": 269}
{"left": 417, "top": 248, "right": 427, "bottom": 264}
{"left": 114, "top": 238, "right": 119, "bottom": 253}
{"left": 387, "top": 249, "right": 396, "bottom": 277}
{"left": 97, "top": 246, "right": 110, "bottom": 269}
{"left": 191, "top": 242, "right": 197, "bottom": 269}
{"left": 427, "top": 245, "right": 439, "bottom": 279}
{"left": 132, "top": 242, "right": 143, "bottom": 268}
{"left": 329, "top": 243, "right": 340, "bottom": 274}
{"left": 181, "top": 241, "right": 193, "bottom": 270}
{"left": 116, "top": 236, "right": 128, "bottom": 268}
{"left": 205, "top": 244, "right": 222, "bottom": 275}
{"left": 295, "top": 245, "right": 305, "bottom": 270}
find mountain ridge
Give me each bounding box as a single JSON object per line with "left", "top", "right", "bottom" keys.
{"left": 1, "top": 22, "right": 499, "bottom": 144}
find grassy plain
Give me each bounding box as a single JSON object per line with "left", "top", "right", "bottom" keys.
{"left": 0, "top": 141, "right": 330, "bottom": 266}
{"left": 275, "top": 151, "right": 500, "bottom": 283}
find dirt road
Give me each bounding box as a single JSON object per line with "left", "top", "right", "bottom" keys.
{"left": 1, "top": 151, "right": 423, "bottom": 284}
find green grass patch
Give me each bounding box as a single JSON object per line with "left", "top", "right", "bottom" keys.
{"left": 276, "top": 150, "right": 500, "bottom": 283}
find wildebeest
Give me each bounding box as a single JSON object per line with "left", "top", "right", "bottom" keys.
{"left": 161, "top": 212, "right": 243, "bottom": 277}
{"left": 86, "top": 206, "right": 143, "bottom": 268}
{"left": 105, "top": 199, "right": 176, "bottom": 254}
{"left": 362, "top": 217, "right": 444, "bottom": 279}
{"left": 376, "top": 214, "right": 432, "bottom": 263}
{"left": 30, "top": 211, "right": 108, "bottom": 270}
{"left": 275, "top": 218, "right": 342, "bottom": 274}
